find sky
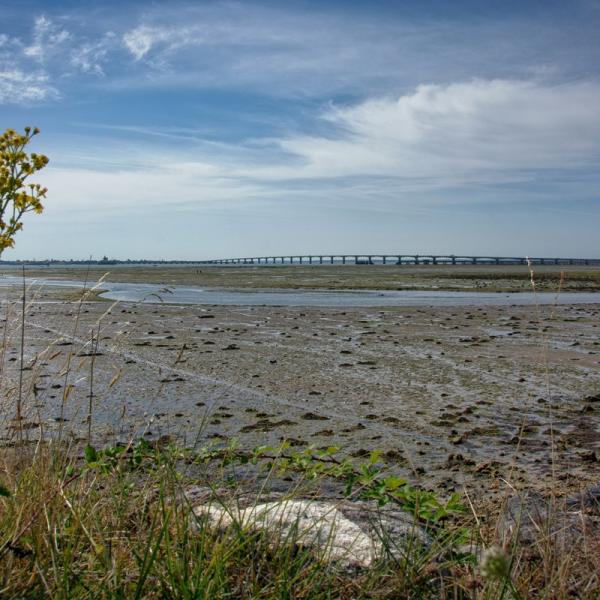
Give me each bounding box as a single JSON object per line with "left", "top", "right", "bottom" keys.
{"left": 1, "top": 0, "right": 599, "bottom": 260}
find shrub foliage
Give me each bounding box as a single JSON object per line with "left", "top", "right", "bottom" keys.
{"left": 0, "top": 126, "right": 48, "bottom": 255}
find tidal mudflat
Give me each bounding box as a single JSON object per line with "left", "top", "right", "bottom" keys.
{"left": 1, "top": 268, "right": 599, "bottom": 500}
{"left": 5, "top": 263, "right": 600, "bottom": 292}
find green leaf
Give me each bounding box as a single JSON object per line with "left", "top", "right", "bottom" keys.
{"left": 369, "top": 450, "right": 382, "bottom": 464}
{"left": 84, "top": 445, "right": 98, "bottom": 464}
{"left": 383, "top": 476, "right": 406, "bottom": 491}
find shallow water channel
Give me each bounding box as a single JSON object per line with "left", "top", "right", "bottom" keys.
{"left": 1, "top": 276, "right": 599, "bottom": 307}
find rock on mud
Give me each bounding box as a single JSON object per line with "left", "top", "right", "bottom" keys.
{"left": 189, "top": 493, "right": 430, "bottom": 570}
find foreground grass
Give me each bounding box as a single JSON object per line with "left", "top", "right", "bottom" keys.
{"left": 1, "top": 439, "right": 599, "bottom": 599}
{"left": 0, "top": 441, "right": 452, "bottom": 599}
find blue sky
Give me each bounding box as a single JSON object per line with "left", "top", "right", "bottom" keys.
{"left": 1, "top": 0, "right": 599, "bottom": 260}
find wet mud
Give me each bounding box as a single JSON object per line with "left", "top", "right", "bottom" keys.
{"left": 1, "top": 285, "right": 599, "bottom": 498}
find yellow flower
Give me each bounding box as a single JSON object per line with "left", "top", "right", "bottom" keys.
{"left": 0, "top": 127, "right": 48, "bottom": 255}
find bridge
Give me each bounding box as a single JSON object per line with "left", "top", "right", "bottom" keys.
{"left": 198, "top": 254, "right": 600, "bottom": 266}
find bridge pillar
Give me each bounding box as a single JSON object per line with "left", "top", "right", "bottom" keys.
{"left": 330, "top": 256, "right": 334, "bottom": 264}
{"left": 382, "top": 256, "right": 387, "bottom": 264}
{"left": 432, "top": 257, "right": 437, "bottom": 265}
{"left": 319, "top": 256, "right": 323, "bottom": 264}
{"left": 414, "top": 256, "right": 419, "bottom": 265}
{"left": 342, "top": 256, "right": 346, "bottom": 264}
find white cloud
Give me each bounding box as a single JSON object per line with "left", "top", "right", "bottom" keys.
{"left": 1, "top": 4, "right": 599, "bottom": 104}
{"left": 0, "top": 69, "right": 58, "bottom": 103}
{"left": 39, "top": 163, "right": 267, "bottom": 219}
{"left": 112, "top": 4, "right": 600, "bottom": 98}
{"left": 0, "top": 15, "right": 69, "bottom": 103}
{"left": 70, "top": 32, "right": 116, "bottom": 75}
{"left": 23, "top": 15, "right": 70, "bottom": 63}
{"left": 36, "top": 79, "right": 600, "bottom": 221}
{"left": 270, "top": 79, "right": 600, "bottom": 180}
{"left": 122, "top": 25, "right": 172, "bottom": 61}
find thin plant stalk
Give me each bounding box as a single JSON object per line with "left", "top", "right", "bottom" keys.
{"left": 58, "top": 258, "right": 92, "bottom": 440}
{"left": 16, "top": 266, "right": 26, "bottom": 442}
{"left": 87, "top": 327, "right": 99, "bottom": 446}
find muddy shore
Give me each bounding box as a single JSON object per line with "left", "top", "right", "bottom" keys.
{"left": 1, "top": 273, "right": 598, "bottom": 499}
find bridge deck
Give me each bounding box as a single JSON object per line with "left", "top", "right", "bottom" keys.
{"left": 198, "top": 254, "right": 600, "bottom": 266}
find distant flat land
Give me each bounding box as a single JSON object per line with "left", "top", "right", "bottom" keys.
{"left": 3, "top": 263, "right": 600, "bottom": 292}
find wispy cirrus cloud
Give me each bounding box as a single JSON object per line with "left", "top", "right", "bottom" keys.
{"left": 122, "top": 25, "right": 173, "bottom": 61}
{"left": 2, "top": 3, "right": 600, "bottom": 102}
{"left": 0, "top": 16, "right": 69, "bottom": 103}
{"left": 23, "top": 15, "right": 70, "bottom": 63}
{"left": 69, "top": 32, "right": 117, "bottom": 76}
{"left": 40, "top": 79, "right": 600, "bottom": 218}
{"left": 0, "top": 68, "right": 58, "bottom": 103}
{"left": 113, "top": 2, "right": 600, "bottom": 97}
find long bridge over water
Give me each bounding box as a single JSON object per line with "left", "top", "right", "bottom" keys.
{"left": 1, "top": 255, "right": 599, "bottom": 267}
{"left": 199, "top": 254, "right": 600, "bottom": 266}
